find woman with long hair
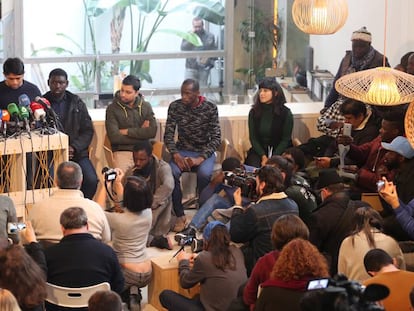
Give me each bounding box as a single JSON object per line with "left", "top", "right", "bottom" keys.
{"left": 160, "top": 221, "right": 247, "bottom": 311}
{"left": 243, "top": 214, "right": 310, "bottom": 310}
{"left": 255, "top": 238, "right": 329, "bottom": 311}
{"left": 245, "top": 77, "right": 293, "bottom": 168}
{"left": 0, "top": 288, "right": 21, "bottom": 311}
{"left": 105, "top": 175, "right": 153, "bottom": 310}
{"left": 0, "top": 245, "right": 46, "bottom": 311}
{"left": 338, "top": 205, "right": 405, "bottom": 282}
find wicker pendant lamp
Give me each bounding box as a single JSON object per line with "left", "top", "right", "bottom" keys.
{"left": 405, "top": 102, "right": 414, "bottom": 148}
{"left": 335, "top": 0, "right": 414, "bottom": 106}
{"left": 292, "top": 0, "right": 348, "bottom": 35}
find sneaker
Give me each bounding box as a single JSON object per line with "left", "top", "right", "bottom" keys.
{"left": 172, "top": 215, "right": 187, "bottom": 232}
{"left": 174, "top": 226, "right": 196, "bottom": 243}
{"left": 150, "top": 236, "right": 173, "bottom": 250}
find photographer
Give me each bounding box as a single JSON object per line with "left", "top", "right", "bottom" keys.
{"left": 175, "top": 157, "right": 252, "bottom": 243}
{"left": 229, "top": 165, "right": 299, "bottom": 275}
{"left": 104, "top": 140, "right": 174, "bottom": 250}
{"left": 159, "top": 221, "right": 247, "bottom": 311}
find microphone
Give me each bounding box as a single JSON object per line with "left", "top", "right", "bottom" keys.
{"left": 35, "top": 96, "right": 59, "bottom": 127}
{"left": 7, "top": 103, "right": 21, "bottom": 122}
{"left": 1, "top": 109, "right": 10, "bottom": 137}
{"left": 7, "top": 103, "right": 22, "bottom": 134}
{"left": 18, "top": 94, "right": 31, "bottom": 108}
{"left": 19, "top": 106, "right": 31, "bottom": 132}
{"left": 30, "top": 102, "right": 47, "bottom": 125}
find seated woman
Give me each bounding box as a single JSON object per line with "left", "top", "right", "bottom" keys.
{"left": 338, "top": 205, "right": 405, "bottom": 282}
{"left": 245, "top": 77, "right": 293, "bottom": 168}
{"left": 255, "top": 238, "right": 329, "bottom": 311}
{"left": 243, "top": 214, "right": 309, "bottom": 311}
{"left": 105, "top": 176, "right": 153, "bottom": 310}
{"left": 159, "top": 221, "right": 247, "bottom": 311}
{"left": 0, "top": 244, "right": 46, "bottom": 311}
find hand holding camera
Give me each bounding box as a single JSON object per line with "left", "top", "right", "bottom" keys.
{"left": 377, "top": 177, "right": 399, "bottom": 209}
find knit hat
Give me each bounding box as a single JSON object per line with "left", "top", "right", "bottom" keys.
{"left": 381, "top": 136, "right": 414, "bottom": 159}
{"left": 351, "top": 26, "right": 372, "bottom": 43}
{"left": 203, "top": 221, "right": 226, "bottom": 241}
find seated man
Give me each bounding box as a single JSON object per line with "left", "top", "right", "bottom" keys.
{"left": 105, "top": 75, "right": 157, "bottom": 174}
{"left": 164, "top": 79, "right": 221, "bottom": 232}
{"left": 379, "top": 136, "right": 414, "bottom": 241}
{"left": 308, "top": 169, "right": 360, "bottom": 275}
{"left": 109, "top": 140, "right": 174, "bottom": 249}
{"left": 174, "top": 157, "right": 252, "bottom": 242}
{"left": 364, "top": 248, "right": 414, "bottom": 310}
{"left": 29, "top": 161, "right": 110, "bottom": 245}
{"left": 229, "top": 165, "right": 299, "bottom": 275}
{"left": 43, "top": 68, "right": 98, "bottom": 200}
{"left": 318, "top": 108, "right": 405, "bottom": 194}
{"left": 45, "top": 207, "right": 124, "bottom": 311}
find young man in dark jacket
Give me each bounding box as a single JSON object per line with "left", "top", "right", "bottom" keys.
{"left": 44, "top": 68, "right": 98, "bottom": 199}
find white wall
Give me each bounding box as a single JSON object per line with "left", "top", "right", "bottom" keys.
{"left": 309, "top": 0, "right": 414, "bottom": 74}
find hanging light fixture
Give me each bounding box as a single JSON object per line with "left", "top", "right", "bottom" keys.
{"left": 335, "top": 0, "right": 414, "bottom": 106}
{"left": 292, "top": 0, "right": 348, "bottom": 35}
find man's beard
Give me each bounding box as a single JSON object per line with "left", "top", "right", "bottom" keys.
{"left": 133, "top": 162, "right": 152, "bottom": 178}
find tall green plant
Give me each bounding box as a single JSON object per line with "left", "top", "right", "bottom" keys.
{"left": 237, "top": 6, "right": 280, "bottom": 88}
{"left": 114, "top": 0, "right": 225, "bottom": 82}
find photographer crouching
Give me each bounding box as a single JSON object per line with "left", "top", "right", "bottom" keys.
{"left": 101, "top": 140, "right": 174, "bottom": 250}
{"left": 229, "top": 165, "right": 299, "bottom": 276}
{"left": 174, "top": 157, "right": 255, "bottom": 245}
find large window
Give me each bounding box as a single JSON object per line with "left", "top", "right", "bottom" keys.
{"left": 5, "top": 0, "right": 229, "bottom": 107}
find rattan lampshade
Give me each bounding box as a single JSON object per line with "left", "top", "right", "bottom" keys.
{"left": 292, "top": 0, "right": 348, "bottom": 35}
{"left": 405, "top": 101, "right": 414, "bottom": 148}
{"left": 335, "top": 67, "right": 414, "bottom": 106}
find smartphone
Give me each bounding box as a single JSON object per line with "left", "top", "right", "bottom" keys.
{"left": 307, "top": 278, "right": 329, "bottom": 290}
{"left": 343, "top": 123, "right": 352, "bottom": 136}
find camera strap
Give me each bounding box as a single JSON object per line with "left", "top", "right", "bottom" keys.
{"left": 104, "top": 180, "right": 122, "bottom": 204}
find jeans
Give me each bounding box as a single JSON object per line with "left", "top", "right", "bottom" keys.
{"left": 77, "top": 157, "right": 98, "bottom": 200}
{"left": 190, "top": 194, "right": 231, "bottom": 230}
{"left": 170, "top": 151, "right": 216, "bottom": 217}
{"left": 159, "top": 289, "right": 204, "bottom": 311}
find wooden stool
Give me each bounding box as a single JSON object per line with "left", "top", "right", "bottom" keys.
{"left": 148, "top": 254, "right": 200, "bottom": 310}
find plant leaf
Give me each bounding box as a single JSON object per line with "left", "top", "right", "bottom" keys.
{"left": 157, "top": 29, "right": 202, "bottom": 46}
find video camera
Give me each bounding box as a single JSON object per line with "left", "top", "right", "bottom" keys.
{"left": 223, "top": 168, "right": 257, "bottom": 200}
{"left": 303, "top": 274, "right": 389, "bottom": 311}
{"left": 102, "top": 167, "right": 117, "bottom": 182}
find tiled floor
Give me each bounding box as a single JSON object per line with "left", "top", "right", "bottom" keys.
{"left": 141, "top": 209, "right": 197, "bottom": 311}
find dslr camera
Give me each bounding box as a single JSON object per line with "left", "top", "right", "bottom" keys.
{"left": 102, "top": 167, "right": 117, "bottom": 182}
{"left": 177, "top": 236, "right": 204, "bottom": 253}
{"left": 7, "top": 222, "right": 26, "bottom": 234}
{"left": 223, "top": 168, "right": 257, "bottom": 200}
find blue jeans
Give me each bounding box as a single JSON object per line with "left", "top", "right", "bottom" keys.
{"left": 77, "top": 157, "right": 98, "bottom": 200}
{"left": 170, "top": 151, "right": 216, "bottom": 217}
{"left": 159, "top": 289, "right": 204, "bottom": 311}
{"left": 190, "top": 194, "right": 231, "bottom": 230}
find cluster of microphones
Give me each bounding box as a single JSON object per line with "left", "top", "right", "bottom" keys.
{"left": 0, "top": 94, "right": 60, "bottom": 138}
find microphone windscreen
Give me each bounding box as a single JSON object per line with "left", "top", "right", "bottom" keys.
{"left": 35, "top": 96, "right": 51, "bottom": 108}
{"left": 7, "top": 103, "right": 20, "bottom": 118}
{"left": 19, "top": 106, "right": 30, "bottom": 119}
{"left": 1, "top": 110, "right": 10, "bottom": 122}
{"left": 18, "top": 94, "right": 31, "bottom": 107}
{"left": 33, "top": 108, "right": 46, "bottom": 121}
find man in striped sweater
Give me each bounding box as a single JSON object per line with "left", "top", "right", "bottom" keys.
{"left": 164, "top": 79, "right": 221, "bottom": 232}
